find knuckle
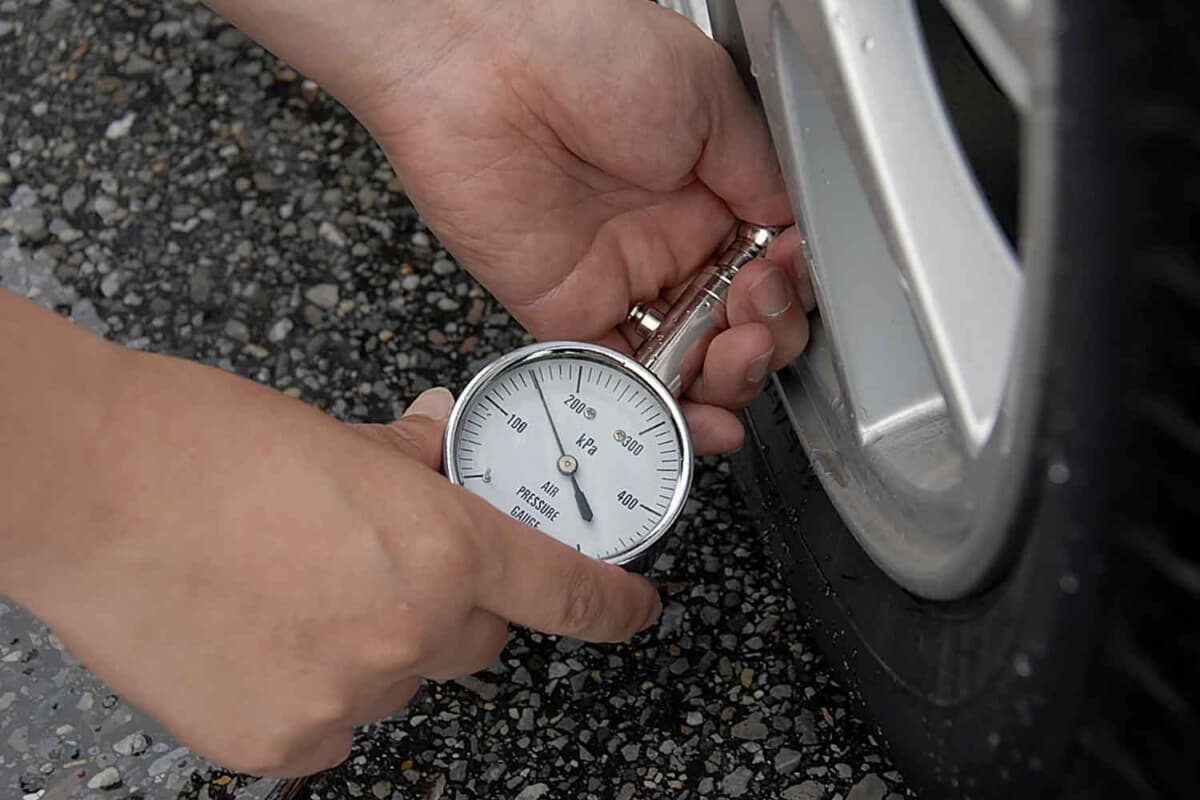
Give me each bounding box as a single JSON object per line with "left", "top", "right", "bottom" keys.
{"left": 726, "top": 390, "right": 756, "bottom": 413}
{"left": 423, "top": 519, "right": 478, "bottom": 579}
{"left": 457, "top": 626, "right": 509, "bottom": 677}
{"left": 374, "top": 622, "right": 433, "bottom": 672}
{"left": 381, "top": 420, "right": 430, "bottom": 457}
{"left": 433, "top": 506, "right": 485, "bottom": 578}
{"left": 557, "top": 565, "right": 604, "bottom": 638}
{"left": 205, "top": 695, "right": 353, "bottom": 778}
{"left": 240, "top": 732, "right": 350, "bottom": 778}
{"left": 303, "top": 688, "right": 353, "bottom": 729}
{"left": 229, "top": 734, "right": 303, "bottom": 777}
{"left": 467, "top": 619, "right": 509, "bottom": 669}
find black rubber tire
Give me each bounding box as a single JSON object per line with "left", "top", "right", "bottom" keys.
{"left": 731, "top": 2, "right": 1200, "bottom": 798}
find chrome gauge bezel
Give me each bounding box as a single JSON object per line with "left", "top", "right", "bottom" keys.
{"left": 444, "top": 340, "right": 694, "bottom": 567}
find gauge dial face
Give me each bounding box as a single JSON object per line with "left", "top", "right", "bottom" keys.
{"left": 447, "top": 347, "right": 689, "bottom": 563}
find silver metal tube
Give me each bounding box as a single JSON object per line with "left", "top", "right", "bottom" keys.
{"left": 632, "top": 222, "right": 778, "bottom": 394}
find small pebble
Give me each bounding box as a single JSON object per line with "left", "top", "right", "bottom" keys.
{"left": 776, "top": 748, "right": 804, "bottom": 774}
{"left": 86, "top": 767, "right": 120, "bottom": 790}
{"left": 318, "top": 220, "right": 346, "bottom": 247}
{"left": 847, "top": 774, "right": 888, "bottom": 800}
{"left": 113, "top": 732, "right": 149, "bottom": 757}
{"left": 223, "top": 319, "right": 250, "bottom": 342}
{"left": 722, "top": 766, "right": 754, "bottom": 798}
{"left": 782, "top": 781, "right": 826, "bottom": 800}
{"left": 104, "top": 112, "right": 136, "bottom": 140}
{"left": 304, "top": 283, "right": 339, "bottom": 309}
{"left": 731, "top": 718, "right": 769, "bottom": 741}
{"left": 268, "top": 318, "right": 294, "bottom": 343}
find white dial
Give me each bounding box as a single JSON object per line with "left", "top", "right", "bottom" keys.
{"left": 446, "top": 345, "right": 690, "bottom": 563}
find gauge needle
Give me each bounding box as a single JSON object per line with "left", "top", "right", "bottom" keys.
{"left": 531, "top": 373, "right": 594, "bottom": 523}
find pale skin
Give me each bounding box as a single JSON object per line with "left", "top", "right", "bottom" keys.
{"left": 0, "top": 0, "right": 813, "bottom": 779}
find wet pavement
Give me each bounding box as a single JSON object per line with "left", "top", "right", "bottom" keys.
{"left": 0, "top": 2, "right": 910, "bottom": 798}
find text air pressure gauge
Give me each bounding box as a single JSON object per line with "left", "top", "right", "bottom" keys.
{"left": 445, "top": 223, "right": 778, "bottom": 572}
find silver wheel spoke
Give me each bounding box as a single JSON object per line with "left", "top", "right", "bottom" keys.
{"left": 736, "top": 0, "right": 1022, "bottom": 454}
{"left": 662, "top": 0, "right": 1048, "bottom": 599}
{"left": 940, "top": 0, "right": 1035, "bottom": 112}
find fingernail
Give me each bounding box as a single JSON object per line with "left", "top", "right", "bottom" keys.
{"left": 639, "top": 594, "right": 663, "bottom": 632}
{"left": 404, "top": 387, "right": 454, "bottom": 419}
{"left": 750, "top": 267, "right": 793, "bottom": 319}
{"left": 746, "top": 349, "right": 774, "bottom": 385}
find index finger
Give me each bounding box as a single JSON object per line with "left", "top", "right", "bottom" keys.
{"left": 465, "top": 494, "right": 663, "bottom": 643}
{"left": 696, "top": 43, "right": 794, "bottom": 225}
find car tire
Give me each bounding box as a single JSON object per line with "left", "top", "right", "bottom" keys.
{"left": 731, "top": 2, "right": 1200, "bottom": 797}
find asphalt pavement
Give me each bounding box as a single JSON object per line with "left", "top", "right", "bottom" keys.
{"left": 0, "top": 2, "right": 912, "bottom": 798}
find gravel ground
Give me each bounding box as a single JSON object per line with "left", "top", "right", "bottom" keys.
{"left": 0, "top": 2, "right": 911, "bottom": 799}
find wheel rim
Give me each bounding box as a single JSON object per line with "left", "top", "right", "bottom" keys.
{"left": 667, "top": 0, "right": 1056, "bottom": 600}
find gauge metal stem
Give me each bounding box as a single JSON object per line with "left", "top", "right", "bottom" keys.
{"left": 631, "top": 222, "right": 779, "bottom": 395}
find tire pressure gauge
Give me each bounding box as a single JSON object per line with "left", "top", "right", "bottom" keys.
{"left": 444, "top": 223, "right": 778, "bottom": 571}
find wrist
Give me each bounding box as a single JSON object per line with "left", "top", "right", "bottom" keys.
{"left": 205, "top": 1, "right": 512, "bottom": 134}
{"left": 0, "top": 294, "right": 139, "bottom": 602}
{"left": 336, "top": 2, "right": 529, "bottom": 137}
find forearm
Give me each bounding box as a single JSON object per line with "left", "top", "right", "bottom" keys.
{"left": 0, "top": 290, "right": 131, "bottom": 598}
{"left": 203, "top": 0, "right": 485, "bottom": 131}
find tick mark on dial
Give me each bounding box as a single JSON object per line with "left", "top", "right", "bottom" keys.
{"left": 486, "top": 396, "right": 508, "bottom": 416}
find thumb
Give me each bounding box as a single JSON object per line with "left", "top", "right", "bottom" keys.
{"left": 358, "top": 387, "right": 455, "bottom": 470}
{"left": 466, "top": 491, "right": 664, "bottom": 643}
{"left": 403, "top": 386, "right": 455, "bottom": 420}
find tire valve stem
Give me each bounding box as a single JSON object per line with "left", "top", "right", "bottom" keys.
{"left": 627, "top": 222, "right": 779, "bottom": 395}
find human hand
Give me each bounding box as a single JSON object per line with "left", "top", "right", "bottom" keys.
{"left": 364, "top": 1, "right": 812, "bottom": 454}
{"left": 1, "top": 351, "right": 660, "bottom": 778}
{"left": 209, "top": 0, "right": 814, "bottom": 455}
